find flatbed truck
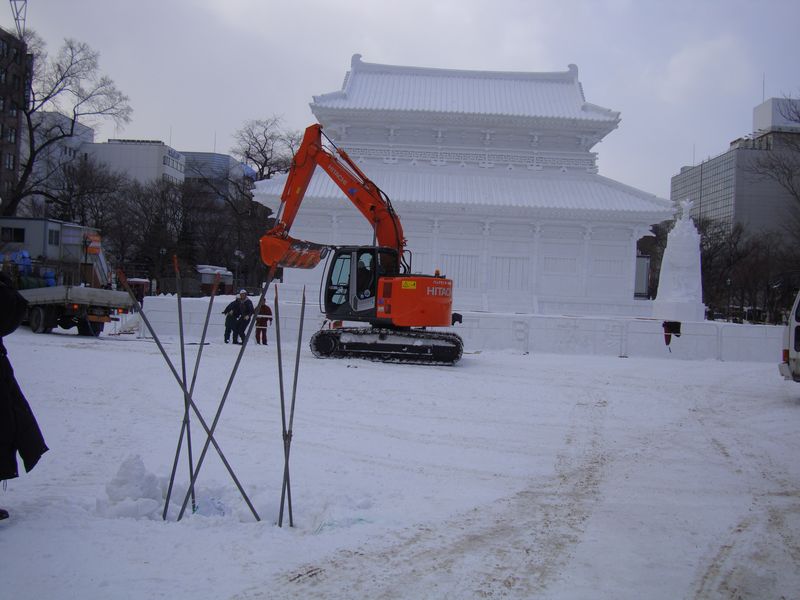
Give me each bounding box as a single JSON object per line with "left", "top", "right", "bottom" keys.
{"left": 19, "top": 285, "right": 134, "bottom": 336}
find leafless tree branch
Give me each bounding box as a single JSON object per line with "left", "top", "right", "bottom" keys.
{"left": 2, "top": 32, "right": 132, "bottom": 216}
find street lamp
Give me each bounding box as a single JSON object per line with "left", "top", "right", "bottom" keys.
{"left": 726, "top": 277, "right": 732, "bottom": 321}
{"left": 233, "top": 249, "right": 245, "bottom": 289}
{"left": 156, "top": 247, "right": 166, "bottom": 293}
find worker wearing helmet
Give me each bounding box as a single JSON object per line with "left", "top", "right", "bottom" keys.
{"left": 234, "top": 289, "right": 254, "bottom": 344}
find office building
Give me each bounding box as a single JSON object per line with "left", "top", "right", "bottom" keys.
{"left": 181, "top": 151, "right": 255, "bottom": 202}
{"left": 671, "top": 98, "right": 800, "bottom": 233}
{"left": 82, "top": 139, "right": 185, "bottom": 185}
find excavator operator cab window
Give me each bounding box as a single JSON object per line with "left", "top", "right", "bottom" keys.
{"left": 376, "top": 249, "right": 398, "bottom": 277}
{"left": 356, "top": 251, "right": 375, "bottom": 299}
{"left": 327, "top": 253, "right": 350, "bottom": 306}
{"left": 324, "top": 247, "right": 381, "bottom": 318}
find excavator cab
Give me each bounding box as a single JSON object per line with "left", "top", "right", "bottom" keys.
{"left": 323, "top": 246, "right": 398, "bottom": 325}
{"left": 313, "top": 244, "right": 462, "bottom": 364}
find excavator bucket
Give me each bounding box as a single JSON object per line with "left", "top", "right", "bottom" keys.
{"left": 260, "top": 235, "right": 329, "bottom": 269}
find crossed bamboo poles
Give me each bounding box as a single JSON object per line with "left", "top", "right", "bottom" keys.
{"left": 117, "top": 260, "right": 305, "bottom": 525}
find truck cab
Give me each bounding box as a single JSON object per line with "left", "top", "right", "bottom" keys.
{"left": 779, "top": 290, "right": 800, "bottom": 381}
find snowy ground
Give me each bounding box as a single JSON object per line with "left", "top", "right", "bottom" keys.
{"left": 2, "top": 326, "right": 799, "bottom": 599}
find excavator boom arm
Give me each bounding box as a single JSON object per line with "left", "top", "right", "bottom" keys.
{"left": 261, "top": 124, "right": 405, "bottom": 269}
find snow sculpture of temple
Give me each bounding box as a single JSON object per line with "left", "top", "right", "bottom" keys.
{"left": 254, "top": 55, "right": 672, "bottom": 316}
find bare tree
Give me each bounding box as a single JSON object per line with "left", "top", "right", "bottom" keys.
{"left": 45, "top": 157, "right": 128, "bottom": 228}
{"left": 102, "top": 191, "right": 138, "bottom": 273}
{"left": 696, "top": 218, "right": 748, "bottom": 317}
{"left": 231, "top": 116, "right": 298, "bottom": 181}
{"left": 637, "top": 220, "right": 670, "bottom": 298}
{"left": 124, "top": 180, "right": 184, "bottom": 279}
{"left": 2, "top": 32, "right": 132, "bottom": 216}
{"left": 184, "top": 159, "right": 256, "bottom": 216}
{"left": 181, "top": 156, "right": 274, "bottom": 285}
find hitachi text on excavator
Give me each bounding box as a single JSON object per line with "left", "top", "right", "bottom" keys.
{"left": 259, "top": 124, "right": 463, "bottom": 365}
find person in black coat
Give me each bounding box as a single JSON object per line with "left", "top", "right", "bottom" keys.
{"left": 222, "top": 298, "right": 241, "bottom": 344}
{"left": 234, "top": 290, "right": 254, "bottom": 344}
{"left": 0, "top": 272, "right": 48, "bottom": 521}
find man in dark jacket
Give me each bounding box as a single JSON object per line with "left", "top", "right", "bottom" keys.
{"left": 222, "top": 297, "right": 241, "bottom": 344}
{"left": 235, "top": 289, "right": 255, "bottom": 344}
{"left": 0, "top": 272, "right": 49, "bottom": 520}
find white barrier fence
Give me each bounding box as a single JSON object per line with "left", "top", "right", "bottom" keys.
{"left": 127, "top": 288, "right": 784, "bottom": 364}
{"left": 457, "top": 312, "right": 783, "bottom": 362}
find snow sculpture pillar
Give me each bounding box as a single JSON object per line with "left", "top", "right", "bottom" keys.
{"left": 652, "top": 199, "right": 706, "bottom": 322}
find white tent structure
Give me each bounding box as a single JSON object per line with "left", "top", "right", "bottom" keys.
{"left": 254, "top": 55, "right": 672, "bottom": 316}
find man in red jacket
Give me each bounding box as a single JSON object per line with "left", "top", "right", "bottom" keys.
{"left": 255, "top": 303, "right": 273, "bottom": 345}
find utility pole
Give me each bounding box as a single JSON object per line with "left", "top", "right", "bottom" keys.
{"left": 9, "top": 1, "right": 27, "bottom": 39}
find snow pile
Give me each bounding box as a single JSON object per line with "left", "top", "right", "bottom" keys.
{"left": 96, "top": 455, "right": 235, "bottom": 520}
{"left": 96, "top": 455, "right": 163, "bottom": 519}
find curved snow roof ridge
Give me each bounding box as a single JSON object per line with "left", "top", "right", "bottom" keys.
{"left": 254, "top": 167, "right": 670, "bottom": 216}
{"left": 348, "top": 53, "right": 580, "bottom": 82}
{"left": 311, "top": 54, "right": 619, "bottom": 122}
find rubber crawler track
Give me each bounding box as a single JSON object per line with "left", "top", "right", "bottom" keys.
{"left": 310, "top": 327, "right": 463, "bottom": 366}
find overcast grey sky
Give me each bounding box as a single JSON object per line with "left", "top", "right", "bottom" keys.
{"left": 10, "top": 0, "right": 799, "bottom": 199}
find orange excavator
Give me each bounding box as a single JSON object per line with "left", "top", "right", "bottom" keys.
{"left": 259, "top": 123, "right": 463, "bottom": 365}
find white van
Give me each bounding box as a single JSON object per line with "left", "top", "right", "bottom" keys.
{"left": 779, "top": 290, "right": 800, "bottom": 381}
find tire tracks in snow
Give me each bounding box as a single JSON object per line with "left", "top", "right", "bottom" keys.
{"left": 687, "top": 379, "right": 800, "bottom": 599}
{"left": 234, "top": 389, "right": 610, "bottom": 599}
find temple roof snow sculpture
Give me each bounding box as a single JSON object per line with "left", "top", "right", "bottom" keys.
{"left": 256, "top": 165, "right": 670, "bottom": 224}
{"left": 312, "top": 54, "right": 620, "bottom": 127}
{"left": 255, "top": 55, "right": 670, "bottom": 224}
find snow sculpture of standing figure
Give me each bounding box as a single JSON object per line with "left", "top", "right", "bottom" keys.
{"left": 652, "top": 199, "right": 706, "bottom": 322}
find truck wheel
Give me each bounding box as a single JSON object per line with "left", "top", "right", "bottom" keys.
{"left": 77, "top": 320, "right": 104, "bottom": 337}
{"left": 29, "top": 306, "right": 48, "bottom": 333}
{"left": 58, "top": 316, "right": 76, "bottom": 330}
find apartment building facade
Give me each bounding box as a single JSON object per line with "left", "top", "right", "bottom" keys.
{"left": 0, "top": 27, "right": 30, "bottom": 208}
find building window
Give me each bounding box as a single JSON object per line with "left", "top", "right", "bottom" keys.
{"left": 48, "top": 229, "right": 60, "bottom": 246}
{"left": 1, "top": 227, "right": 25, "bottom": 243}
{"left": 6, "top": 127, "right": 15, "bottom": 143}
{"left": 0, "top": 72, "right": 6, "bottom": 85}
{"left": 163, "top": 155, "right": 184, "bottom": 172}
{"left": 4, "top": 153, "right": 14, "bottom": 170}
